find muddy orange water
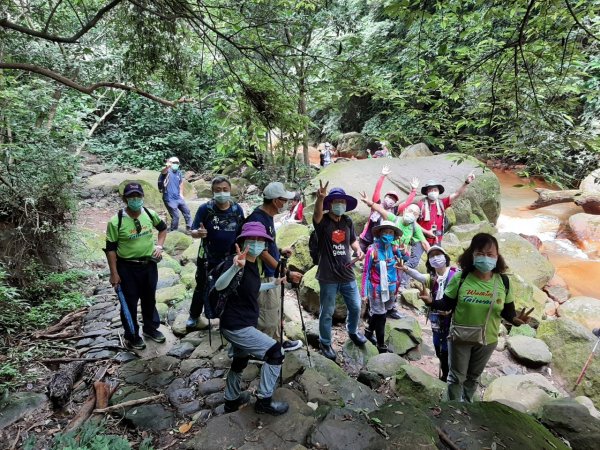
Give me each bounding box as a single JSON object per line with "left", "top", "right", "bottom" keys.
{"left": 494, "top": 169, "right": 600, "bottom": 298}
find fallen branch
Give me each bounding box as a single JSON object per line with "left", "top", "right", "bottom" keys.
{"left": 41, "top": 357, "right": 111, "bottom": 364}
{"left": 33, "top": 309, "right": 87, "bottom": 338}
{"left": 435, "top": 426, "right": 461, "bottom": 450}
{"left": 93, "top": 394, "right": 165, "bottom": 413}
{"left": 47, "top": 361, "right": 86, "bottom": 408}
{"left": 65, "top": 389, "right": 96, "bottom": 432}
{"left": 529, "top": 188, "right": 581, "bottom": 209}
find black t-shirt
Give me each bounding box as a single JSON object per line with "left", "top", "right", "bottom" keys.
{"left": 314, "top": 214, "right": 356, "bottom": 283}
{"left": 219, "top": 258, "right": 261, "bottom": 330}
{"left": 245, "top": 207, "right": 278, "bottom": 277}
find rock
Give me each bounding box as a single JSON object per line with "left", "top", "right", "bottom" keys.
{"left": 190, "top": 340, "right": 223, "bottom": 359}
{"left": 483, "top": 373, "right": 562, "bottom": 414}
{"left": 504, "top": 274, "right": 548, "bottom": 323}
{"left": 299, "top": 266, "right": 348, "bottom": 321}
{"left": 399, "top": 142, "right": 434, "bottom": 159}
{"left": 276, "top": 223, "right": 310, "bottom": 249}
{"left": 388, "top": 316, "right": 423, "bottom": 344}
{"left": 540, "top": 398, "right": 600, "bottom": 449}
{"left": 342, "top": 341, "right": 378, "bottom": 368}
{"left": 576, "top": 192, "right": 600, "bottom": 214}
{"left": 167, "top": 387, "right": 196, "bottom": 407}
{"left": 157, "top": 253, "right": 182, "bottom": 274}
{"left": 204, "top": 392, "right": 224, "bottom": 408}
{"left": 156, "top": 284, "right": 188, "bottom": 305}
{"left": 496, "top": 232, "right": 555, "bottom": 288}
{"left": 308, "top": 407, "right": 384, "bottom": 450}
{"left": 393, "top": 365, "right": 446, "bottom": 404}
{"left": 496, "top": 337, "right": 506, "bottom": 351}
{"left": 431, "top": 401, "right": 568, "bottom": 450}
{"left": 155, "top": 303, "right": 169, "bottom": 321}
{"left": 191, "top": 409, "right": 212, "bottom": 423}
{"left": 544, "top": 284, "right": 570, "bottom": 304}
{"left": 304, "top": 154, "right": 499, "bottom": 226}
{"left": 197, "top": 378, "right": 225, "bottom": 396}
{"left": 157, "top": 267, "right": 180, "bottom": 290}
{"left": 336, "top": 132, "right": 368, "bottom": 158}
{"left": 450, "top": 222, "right": 497, "bottom": 243}
{"left": 0, "top": 392, "right": 47, "bottom": 429}
{"left": 242, "top": 364, "right": 260, "bottom": 382}
{"left": 288, "top": 235, "right": 313, "bottom": 273}
{"left": 387, "top": 329, "right": 418, "bottom": 355}
{"left": 580, "top": 168, "right": 600, "bottom": 193}
{"left": 164, "top": 231, "right": 193, "bottom": 254}
{"left": 569, "top": 213, "right": 600, "bottom": 252}
{"left": 180, "top": 263, "right": 197, "bottom": 289}
{"left": 228, "top": 177, "right": 251, "bottom": 196}
{"left": 538, "top": 318, "right": 600, "bottom": 405}
{"left": 171, "top": 313, "right": 191, "bottom": 336}
{"left": 365, "top": 352, "right": 408, "bottom": 377}
{"left": 177, "top": 400, "right": 203, "bottom": 416}
{"left": 124, "top": 404, "right": 176, "bottom": 431}
{"left": 181, "top": 359, "right": 206, "bottom": 376}
{"left": 191, "top": 179, "right": 212, "bottom": 198}
{"left": 299, "top": 368, "right": 344, "bottom": 406}
{"left": 167, "top": 342, "right": 195, "bottom": 359}
{"left": 506, "top": 336, "right": 552, "bottom": 367}
{"left": 110, "top": 386, "right": 155, "bottom": 406}
{"left": 357, "top": 370, "right": 384, "bottom": 389}
{"left": 210, "top": 350, "right": 231, "bottom": 369}
{"left": 575, "top": 396, "right": 600, "bottom": 419}
{"left": 181, "top": 331, "right": 206, "bottom": 346}
{"left": 559, "top": 296, "right": 600, "bottom": 331}
{"left": 508, "top": 324, "right": 536, "bottom": 337}
{"left": 180, "top": 240, "right": 201, "bottom": 265}
{"left": 400, "top": 288, "right": 425, "bottom": 311}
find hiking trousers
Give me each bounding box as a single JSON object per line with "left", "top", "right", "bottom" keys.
{"left": 164, "top": 197, "right": 192, "bottom": 231}
{"left": 400, "top": 242, "right": 425, "bottom": 288}
{"left": 189, "top": 258, "right": 218, "bottom": 319}
{"left": 318, "top": 280, "right": 361, "bottom": 346}
{"left": 447, "top": 340, "right": 497, "bottom": 402}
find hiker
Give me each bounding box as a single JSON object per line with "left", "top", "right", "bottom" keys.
{"left": 246, "top": 182, "right": 304, "bottom": 352}
{"left": 218, "top": 222, "right": 289, "bottom": 415}
{"left": 322, "top": 143, "right": 334, "bottom": 167}
{"left": 417, "top": 173, "right": 475, "bottom": 245}
{"left": 186, "top": 176, "right": 245, "bottom": 329}
{"left": 361, "top": 221, "right": 408, "bottom": 353}
{"left": 276, "top": 192, "right": 304, "bottom": 229}
{"left": 158, "top": 156, "right": 192, "bottom": 232}
{"left": 358, "top": 165, "right": 419, "bottom": 254}
{"left": 313, "top": 181, "right": 366, "bottom": 361}
{"left": 400, "top": 245, "right": 458, "bottom": 381}
{"left": 422, "top": 233, "right": 533, "bottom": 402}
{"left": 105, "top": 182, "right": 168, "bottom": 349}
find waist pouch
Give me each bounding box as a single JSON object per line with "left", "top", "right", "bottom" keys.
{"left": 449, "top": 324, "right": 486, "bottom": 345}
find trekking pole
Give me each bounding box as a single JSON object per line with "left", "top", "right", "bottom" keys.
{"left": 574, "top": 336, "right": 600, "bottom": 389}
{"left": 275, "top": 256, "right": 287, "bottom": 387}
{"left": 294, "top": 285, "right": 312, "bottom": 368}
{"left": 115, "top": 285, "right": 136, "bottom": 339}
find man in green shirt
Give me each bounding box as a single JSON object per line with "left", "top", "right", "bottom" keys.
{"left": 105, "top": 182, "right": 168, "bottom": 349}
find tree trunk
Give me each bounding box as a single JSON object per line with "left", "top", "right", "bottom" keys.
{"left": 529, "top": 188, "right": 582, "bottom": 209}
{"left": 298, "top": 67, "right": 310, "bottom": 165}
{"left": 47, "top": 361, "right": 86, "bottom": 408}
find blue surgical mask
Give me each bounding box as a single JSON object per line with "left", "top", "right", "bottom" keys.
{"left": 380, "top": 234, "right": 394, "bottom": 245}
{"left": 247, "top": 240, "right": 265, "bottom": 257}
{"left": 171, "top": 164, "right": 180, "bottom": 171}
{"left": 213, "top": 192, "right": 231, "bottom": 204}
{"left": 127, "top": 198, "right": 144, "bottom": 211}
{"left": 473, "top": 255, "right": 497, "bottom": 273}
{"left": 331, "top": 203, "right": 346, "bottom": 216}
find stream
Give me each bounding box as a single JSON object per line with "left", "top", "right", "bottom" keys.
{"left": 494, "top": 169, "right": 600, "bottom": 298}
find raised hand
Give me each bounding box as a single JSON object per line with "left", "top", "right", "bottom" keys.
{"left": 466, "top": 171, "right": 475, "bottom": 184}
{"left": 418, "top": 283, "right": 432, "bottom": 304}
{"left": 317, "top": 179, "right": 329, "bottom": 199}
{"left": 410, "top": 177, "right": 420, "bottom": 190}
{"left": 233, "top": 243, "right": 249, "bottom": 268}
{"left": 394, "top": 255, "right": 405, "bottom": 270}
{"left": 381, "top": 165, "right": 391, "bottom": 176}
{"left": 359, "top": 191, "right": 373, "bottom": 207}
{"left": 513, "top": 307, "right": 534, "bottom": 326}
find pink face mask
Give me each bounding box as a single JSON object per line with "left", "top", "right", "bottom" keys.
{"left": 383, "top": 198, "right": 395, "bottom": 209}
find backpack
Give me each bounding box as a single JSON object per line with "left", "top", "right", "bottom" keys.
{"left": 117, "top": 207, "right": 156, "bottom": 233}
{"left": 198, "top": 200, "right": 244, "bottom": 259}
{"left": 204, "top": 258, "right": 243, "bottom": 320}
{"left": 309, "top": 215, "right": 351, "bottom": 266}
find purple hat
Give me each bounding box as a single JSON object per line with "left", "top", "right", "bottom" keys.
{"left": 237, "top": 222, "right": 273, "bottom": 241}
{"left": 323, "top": 187, "right": 358, "bottom": 212}
{"left": 123, "top": 182, "right": 144, "bottom": 197}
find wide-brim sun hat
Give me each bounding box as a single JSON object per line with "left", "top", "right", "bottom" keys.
{"left": 384, "top": 190, "right": 400, "bottom": 201}
{"left": 237, "top": 222, "right": 273, "bottom": 241}
{"left": 372, "top": 220, "right": 402, "bottom": 238}
{"left": 323, "top": 187, "right": 358, "bottom": 212}
{"left": 421, "top": 180, "right": 445, "bottom": 196}
{"left": 427, "top": 245, "right": 449, "bottom": 257}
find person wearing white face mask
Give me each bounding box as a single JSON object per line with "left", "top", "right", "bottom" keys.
{"left": 400, "top": 245, "right": 459, "bottom": 381}
{"left": 158, "top": 156, "right": 193, "bottom": 232}
{"left": 187, "top": 176, "right": 245, "bottom": 329}
{"left": 417, "top": 172, "right": 475, "bottom": 246}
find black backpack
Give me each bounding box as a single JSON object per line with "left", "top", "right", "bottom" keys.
{"left": 204, "top": 257, "right": 243, "bottom": 320}
{"left": 309, "top": 215, "right": 351, "bottom": 266}
{"left": 117, "top": 206, "right": 155, "bottom": 233}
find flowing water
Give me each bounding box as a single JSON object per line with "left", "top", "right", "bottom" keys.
{"left": 494, "top": 170, "right": 600, "bottom": 298}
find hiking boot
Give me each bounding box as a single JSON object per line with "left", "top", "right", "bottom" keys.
{"left": 254, "top": 397, "right": 289, "bottom": 415}
{"left": 282, "top": 340, "right": 303, "bottom": 352}
{"left": 125, "top": 336, "right": 146, "bottom": 350}
{"left": 594, "top": 328, "right": 600, "bottom": 338}
{"left": 224, "top": 391, "right": 251, "bottom": 413}
{"left": 349, "top": 332, "right": 367, "bottom": 347}
{"left": 364, "top": 328, "right": 377, "bottom": 346}
{"left": 319, "top": 342, "right": 337, "bottom": 361}
{"left": 186, "top": 316, "right": 199, "bottom": 329}
{"left": 143, "top": 329, "right": 166, "bottom": 343}
{"left": 377, "top": 345, "right": 392, "bottom": 354}
{"left": 386, "top": 309, "right": 405, "bottom": 320}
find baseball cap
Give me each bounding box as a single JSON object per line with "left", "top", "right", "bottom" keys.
{"left": 123, "top": 182, "right": 144, "bottom": 197}
{"left": 263, "top": 182, "right": 295, "bottom": 200}
{"left": 168, "top": 157, "right": 180, "bottom": 163}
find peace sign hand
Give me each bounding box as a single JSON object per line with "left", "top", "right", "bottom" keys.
{"left": 359, "top": 191, "right": 373, "bottom": 207}
{"left": 233, "top": 244, "right": 249, "bottom": 268}
{"left": 419, "top": 283, "right": 432, "bottom": 304}
{"left": 317, "top": 179, "right": 329, "bottom": 199}
{"left": 512, "top": 307, "right": 534, "bottom": 326}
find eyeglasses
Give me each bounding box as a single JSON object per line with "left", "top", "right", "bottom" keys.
{"left": 134, "top": 219, "right": 142, "bottom": 234}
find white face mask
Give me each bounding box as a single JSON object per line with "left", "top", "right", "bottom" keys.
{"left": 403, "top": 213, "right": 415, "bottom": 224}
{"left": 428, "top": 191, "right": 439, "bottom": 201}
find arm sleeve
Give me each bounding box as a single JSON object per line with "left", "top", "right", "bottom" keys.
{"left": 361, "top": 248, "right": 373, "bottom": 297}
{"left": 397, "top": 189, "right": 417, "bottom": 213}
{"left": 404, "top": 267, "right": 428, "bottom": 284}
{"left": 259, "top": 282, "right": 277, "bottom": 292}
{"left": 192, "top": 205, "right": 206, "bottom": 229}
{"left": 501, "top": 301, "right": 517, "bottom": 322}
{"left": 215, "top": 264, "right": 242, "bottom": 291}
{"left": 372, "top": 175, "right": 386, "bottom": 203}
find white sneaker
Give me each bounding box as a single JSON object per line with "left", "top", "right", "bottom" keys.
{"left": 282, "top": 340, "right": 303, "bottom": 352}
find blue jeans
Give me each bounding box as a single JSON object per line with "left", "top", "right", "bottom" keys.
{"left": 318, "top": 280, "right": 361, "bottom": 346}
{"left": 164, "top": 197, "right": 192, "bottom": 230}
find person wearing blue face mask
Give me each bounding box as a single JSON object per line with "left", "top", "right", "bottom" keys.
{"left": 313, "top": 182, "right": 366, "bottom": 361}
{"left": 158, "top": 156, "right": 193, "bottom": 232}
{"left": 187, "top": 176, "right": 245, "bottom": 329}
{"left": 360, "top": 221, "right": 408, "bottom": 353}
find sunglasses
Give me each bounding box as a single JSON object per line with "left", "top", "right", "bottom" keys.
{"left": 134, "top": 219, "right": 142, "bottom": 234}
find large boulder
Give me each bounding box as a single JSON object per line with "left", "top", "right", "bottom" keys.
{"left": 299, "top": 266, "right": 349, "bottom": 321}
{"left": 496, "top": 232, "right": 555, "bottom": 288}
{"left": 180, "top": 240, "right": 200, "bottom": 265}
{"left": 568, "top": 213, "right": 600, "bottom": 252}
{"left": 191, "top": 179, "right": 212, "bottom": 198}
{"left": 580, "top": 168, "right": 600, "bottom": 193}
{"left": 506, "top": 335, "right": 552, "bottom": 367}
{"left": 558, "top": 296, "right": 600, "bottom": 331}
{"left": 288, "top": 235, "right": 313, "bottom": 273}
{"left": 393, "top": 365, "right": 446, "bottom": 404}
{"left": 163, "top": 231, "right": 193, "bottom": 254}
{"left": 483, "top": 373, "right": 563, "bottom": 414}
{"left": 398, "top": 142, "right": 434, "bottom": 159}
{"left": 505, "top": 274, "right": 549, "bottom": 323}
{"left": 539, "top": 398, "right": 600, "bottom": 450}
{"left": 366, "top": 352, "right": 408, "bottom": 377}
{"left": 276, "top": 223, "right": 310, "bottom": 249}
{"left": 70, "top": 228, "right": 108, "bottom": 268}
{"left": 336, "top": 132, "right": 368, "bottom": 158}
{"left": 450, "top": 222, "right": 497, "bottom": 243}
{"left": 303, "top": 154, "right": 500, "bottom": 226}
{"left": 575, "top": 192, "right": 600, "bottom": 215}
{"left": 157, "top": 267, "right": 180, "bottom": 289}
{"left": 537, "top": 318, "right": 600, "bottom": 405}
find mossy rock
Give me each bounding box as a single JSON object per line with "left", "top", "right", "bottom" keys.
{"left": 157, "top": 253, "right": 182, "bottom": 274}
{"left": 451, "top": 221, "right": 497, "bottom": 243}
{"left": 388, "top": 316, "right": 423, "bottom": 344}
{"left": 156, "top": 284, "right": 188, "bottom": 305}
{"left": 117, "top": 181, "right": 164, "bottom": 214}
{"left": 157, "top": 267, "right": 180, "bottom": 289}
{"left": 387, "top": 329, "right": 418, "bottom": 355}
{"left": 496, "top": 232, "right": 555, "bottom": 288}
{"left": 505, "top": 274, "right": 547, "bottom": 323}
{"left": 483, "top": 373, "right": 562, "bottom": 414}
{"left": 192, "top": 179, "right": 212, "bottom": 198}
{"left": 538, "top": 319, "right": 600, "bottom": 405}
{"left": 401, "top": 288, "right": 426, "bottom": 311}
{"left": 365, "top": 353, "right": 408, "bottom": 378}
{"left": 71, "top": 228, "right": 107, "bottom": 267}
{"left": 342, "top": 340, "right": 379, "bottom": 367}
{"left": 180, "top": 240, "right": 200, "bottom": 265}
{"left": 229, "top": 177, "right": 251, "bottom": 196}
{"left": 509, "top": 323, "right": 536, "bottom": 337}
{"left": 558, "top": 296, "right": 600, "bottom": 331}
{"left": 276, "top": 223, "right": 310, "bottom": 249}
{"left": 288, "top": 235, "right": 314, "bottom": 273}
{"left": 299, "top": 266, "right": 348, "bottom": 321}
{"left": 163, "top": 231, "right": 193, "bottom": 254}
{"left": 156, "top": 303, "right": 169, "bottom": 321}
{"left": 180, "top": 263, "right": 197, "bottom": 290}
{"left": 393, "top": 365, "right": 446, "bottom": 404}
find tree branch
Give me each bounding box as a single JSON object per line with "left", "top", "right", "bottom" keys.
{"left": 0, "top": 62, "right": 192, "bottom": 107}
{"left": 565, "top": 0, "right": 600, "bottom": 41}
{"left": 0, "top": 0, "right": 124, "bottom": 44}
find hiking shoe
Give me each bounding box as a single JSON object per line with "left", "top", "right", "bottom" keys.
{"left": 377, "top": 345, "right": 392, "bottom": 354}
{"left": 186, "top": 316, "right": 199, "bottom": 329}
{"left": 594, "top": 328, "right": 600, "bottom": 338}
{"left": 224, "top": 391, "right": 251, "bottom": 413}
{"left": 349, "top": 332, "right": 367, "bottom": 347}
{"left": 319, "top": 342, "right": 337, "bottom": 361}
{"left": 143, "top": 329, "right": 166, "bottom": 343}
{"left": 255, "top": 397, "right": 289, "bottom": 415}
{"left": 282, "top": 340, "right": 303, "bottom": 352}
{"left": 125, "top": 336, "right": 146, "bottom": 350}
{"left": 386, "top": 309, "right": 405, "bottom": 320}
{"left": 364, "top": 328, "right": 377, "bottom": 346}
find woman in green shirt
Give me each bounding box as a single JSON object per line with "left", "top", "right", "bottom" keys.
{"left": 422, "top": 233, "right": 532, "bottom": 402}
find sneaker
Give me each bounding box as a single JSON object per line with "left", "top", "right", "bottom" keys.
{"left": 143, "top": 329, "right": 166, "bottom": 343}
{"left": 125, "top": 336, "right": 146, "bottom": 350}
{"left": 255, "top": 397, "right": 289, "bottom": 415}
{"left": 186, "top": 316, "right": 199, "bottom": 329}
{"left": 364, "top": 329, "right": 377, "bottom": 346}
{"left": 224, "top": 391, "right": 251, "bottom": 413}
{"left": 319, "top": 342, "right": 337, "bottom": 361}
{"left": 282, "top": 340, "right": 303, "bottom": 352}
{"left": 349, "top": 332, "right": 367, "bottom": 347}
{"left": 386, "top": 309, "right": 405, "bottom": 320}
{"left": 377, "top": 345, "right": 392, "bottom": 354}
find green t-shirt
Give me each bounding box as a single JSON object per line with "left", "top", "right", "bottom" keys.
{"left": 444, "top": 272, "right": 513, "bottom": 345}
{"left": 106, "top": 208, "right": 162, "bottom": 259}
{"left": 386, "top": 213, "right": 426, "bottom": 247}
